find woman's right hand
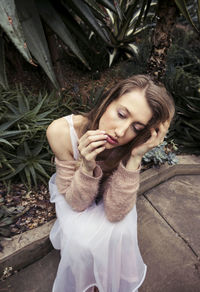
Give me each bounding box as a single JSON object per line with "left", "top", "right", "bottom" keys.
{"left": 78, "top": 130, "right": 108, "bottom": 174}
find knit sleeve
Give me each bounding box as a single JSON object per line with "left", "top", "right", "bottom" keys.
{"left": 103, "top": 161, "right": 140, "bottom": 222}
{"left": 55, "top": 157, "right": 103, "bottom": 211}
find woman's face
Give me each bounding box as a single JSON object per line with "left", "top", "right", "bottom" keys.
{"left": 98, "top": 90, "right": 153, "bottom": 149}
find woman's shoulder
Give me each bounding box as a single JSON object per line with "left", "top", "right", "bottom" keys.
{"left": 46, "top": 115, "right": 87, "bottom": 160}
{"left": 46, "top": 116, "right": 73, "bottom": 160}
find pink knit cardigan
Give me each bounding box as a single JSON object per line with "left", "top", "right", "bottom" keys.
{"left": 55, "top": 158, "right": 140, "bottom": 222}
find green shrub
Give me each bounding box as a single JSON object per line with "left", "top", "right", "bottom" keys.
{"left": 164, "top": 28, "right": 200, "bottom": 154}
{"left": 119, "top": 26, "right": 200, "bottom": 155}
{"left": 0, "top": 86, "right": 81, "bottom": 187}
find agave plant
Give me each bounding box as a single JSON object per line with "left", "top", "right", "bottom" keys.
{"left": 0, "top": 0, "right": 110, "bottom": 89}
{"left": 1, "top": 141, "right": 53, "bottom": 186}
{"left": 0, "top": 87, "right": 60, "bottom": 186}
{"left": 98, "top": 0, "right": 157, "bottom": 66}
{"left": 0, "top": 0, "right": 199, "bottom": 89}
{"left": 0, "top": 83, "right": 101, "bottom": 186}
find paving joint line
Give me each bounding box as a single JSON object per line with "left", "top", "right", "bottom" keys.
{"left": 142, "top": 193, "right": 199, "bottom": 259}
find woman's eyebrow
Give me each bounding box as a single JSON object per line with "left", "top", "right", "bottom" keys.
{"left": 121, "top": 105, "right": 146, "bottom": 127}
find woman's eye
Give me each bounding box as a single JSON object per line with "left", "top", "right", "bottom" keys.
{"left": 132, "top": 125, "right": 141, "bottom": 133}
{"left": 118, "top": 111, "right": 126, "bottom": 118}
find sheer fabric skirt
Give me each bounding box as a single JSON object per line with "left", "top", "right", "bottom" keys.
{"left": 49, "top": 174, "right": 147, "bottom": 292}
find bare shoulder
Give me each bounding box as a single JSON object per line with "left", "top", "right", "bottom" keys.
{"left": 46, "top": 117, "right": 73, "bottom": 160}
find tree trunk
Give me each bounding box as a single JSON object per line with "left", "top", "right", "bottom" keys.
{"left": 147, "top": 0, "right": 179, "bottom": 83}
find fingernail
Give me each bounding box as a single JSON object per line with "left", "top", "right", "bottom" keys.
{"left": 100, "top": 130, "right": 106, "bottom": 134}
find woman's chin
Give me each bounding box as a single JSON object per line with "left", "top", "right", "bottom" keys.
{"left": 104, "top": 141, "right": 118, "bottom": 149}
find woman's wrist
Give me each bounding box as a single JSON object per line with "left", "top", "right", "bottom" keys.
{"left": 81, "top": 161, "right": 96, "bottom": 176}
{"left": 125, "top": 155, "right": 142, "bottom": 171}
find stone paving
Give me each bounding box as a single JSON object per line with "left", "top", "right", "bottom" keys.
{"left": 138, "top": 174, "right": 200, "bottom": 292}
{"left": 1, "top": 161, "right": 200, "bottom": 292}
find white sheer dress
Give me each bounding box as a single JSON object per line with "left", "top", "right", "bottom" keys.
{"left": 49, "top": 114, "right": 147, "bottom": 292}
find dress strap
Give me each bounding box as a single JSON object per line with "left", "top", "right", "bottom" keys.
{"left": 64, "top": 114, "right": 79, "bottom": 160}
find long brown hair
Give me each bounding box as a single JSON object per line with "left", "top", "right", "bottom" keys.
{"left": 80, "top": 74, "right": 175, "bottom": 173}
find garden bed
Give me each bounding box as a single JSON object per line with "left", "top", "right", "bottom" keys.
{"left": 0, "top": 183, "right": 55, "bottom": 240}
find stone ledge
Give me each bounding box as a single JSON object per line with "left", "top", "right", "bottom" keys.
{"left": 138, "top": 155, "right": 200, "bottom": 195}
{"left": 0, "top": 155, "right": 200, "bottom": 279}
{"left": 0, "top": 220, "right": 55, "bottom": 278}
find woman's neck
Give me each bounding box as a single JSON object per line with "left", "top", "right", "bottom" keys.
{"left": 73, "top": 114, "right": 88, "bottom": 139}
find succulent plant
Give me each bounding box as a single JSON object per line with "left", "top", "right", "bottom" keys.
{"left": 142, "top": 140, "right": 178, "bottom": 166}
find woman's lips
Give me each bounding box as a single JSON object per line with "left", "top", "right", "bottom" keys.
{"left": 106, "top": 135, "right": 118, "bottom": 145}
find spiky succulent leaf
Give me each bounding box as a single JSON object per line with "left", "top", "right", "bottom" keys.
{"left": 96, "top": 0, "right": 117, "bottom": 13}
{"left": 0, "top": 35, "right": 8, "bottom": 89}
{"left": 0, "top": 0, "right": 32, "bottom": 62}
{"left": 36, "top": 0, "right": 90, "bottom": 69}
{"left": 15, "top": 0, "right": 59, "bottom": 88}
{"left": 62, "top": 0, "right": 110, "bottom": 44}
{"left": 83, "top": 0, "right": 106, "bottom": 18}
{"left": 175, "top": 0, "right": 199, "bottom": 33}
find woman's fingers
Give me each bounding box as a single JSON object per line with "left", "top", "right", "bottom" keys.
{"left": 79, "top": 130, "right": 107, "bottom": 149}
{"left": 132, "top": 120, "right": 171, "bottom": 157}
{"left": 144, "top": 121, "right": 169, "bottom": 147}
{"left": 156, "top": 121, "right": 170, "bottom": 143}
{"left": 149, "top": 120, "right": 170, "bottom": 147}
{"left": 78, "top": 130, "right": 108, "bottom": 171}
{"left": 80, "top": 139, "right": 107, "bottom": 157}
{"left": 83, "top": 145, "right": 106, "bottom": 162}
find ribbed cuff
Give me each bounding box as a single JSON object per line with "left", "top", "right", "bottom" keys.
{"left": 79, "top": 163, "right": 103, "bottom": 180}
{"left": 117, "top": 161, "right": 141, "bottom": 180}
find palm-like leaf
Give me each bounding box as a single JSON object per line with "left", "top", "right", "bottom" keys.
{"left": 175, "top": 0, "right": 200, "bottom": 33}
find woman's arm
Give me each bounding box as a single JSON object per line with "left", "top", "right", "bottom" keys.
{"left": 55, "top": 158, "right": 102, "bottom": 211}
{"left": 103, "top": 160, "right": 140, "bottom": 222}
{"left": 47, "top": 118, "right": 105, "bottom": 211}
{"left": 103, "top": 121, "right": 170, "bottom": 222}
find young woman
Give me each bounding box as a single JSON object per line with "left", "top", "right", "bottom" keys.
{"left": 47, "top": 74, "right": 175, "bottom": 292}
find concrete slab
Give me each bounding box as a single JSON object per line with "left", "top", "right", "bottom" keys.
{"left": 0, "top": 249, "right": 60, "bottom": 292}
{"left": 178, "top": 155, "right": 200, "bottom": 164}
{"left": 145, "top": 175, "right": 200, "bottom": 256}
{"left": 137, "top": 196, "right": 200, "bottom": 292}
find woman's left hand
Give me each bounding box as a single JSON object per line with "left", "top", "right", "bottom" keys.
{"left": 131, "top": 120, "right": 170, "bottom": 159}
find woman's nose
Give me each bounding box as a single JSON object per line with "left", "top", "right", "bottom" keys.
{"left": 115, "top": 125, "right": 128, "bottom": 138}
